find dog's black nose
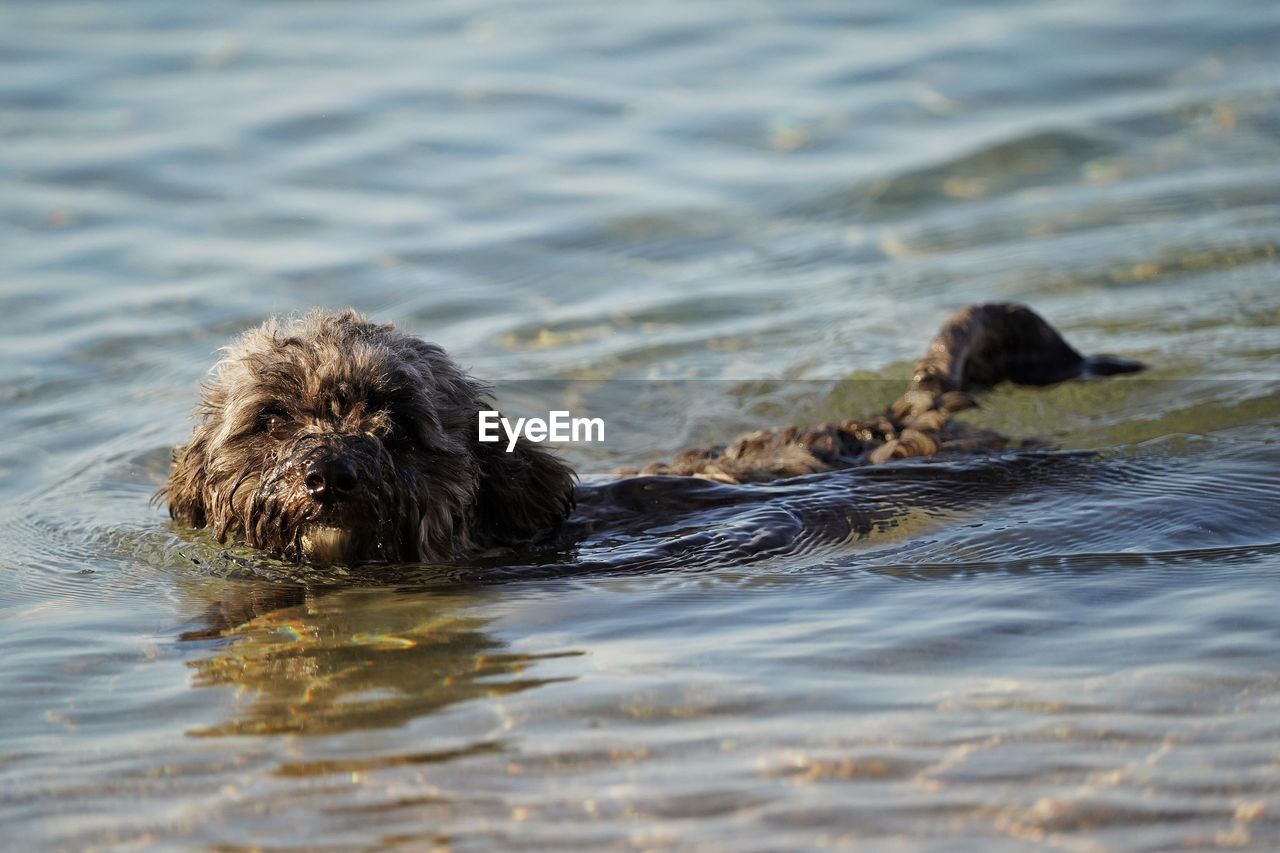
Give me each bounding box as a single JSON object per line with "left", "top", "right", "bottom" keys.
{"left": 304, "top": 457, "right": 358, "bottom": 503}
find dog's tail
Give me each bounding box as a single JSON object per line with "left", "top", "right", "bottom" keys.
{"left": 910, "top": 303, "right": 1143, "bottom": 395}
{"left": 871, "top": 303, "right": 1144, "bottom": 463}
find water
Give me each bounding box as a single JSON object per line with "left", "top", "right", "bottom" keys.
{"left": 3, "top": 0, "right": 1279, "bottom": 847}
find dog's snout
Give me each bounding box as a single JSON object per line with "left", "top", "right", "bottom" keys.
{"left": 304, "top": 457, "right": 359, "bottom": 503}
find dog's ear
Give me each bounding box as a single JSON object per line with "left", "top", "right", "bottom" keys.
{"left": 471, "top": 439, "right": 575, "bottom": 548}
{"left": 161, "top": 442, "right": 209, "bottom": 528}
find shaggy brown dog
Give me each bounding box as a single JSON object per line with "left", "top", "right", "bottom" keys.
{"left": 163, "top": 304, "right": 1141, "bottom": 565}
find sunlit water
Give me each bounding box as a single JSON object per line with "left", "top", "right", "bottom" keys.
{"left": 3, "top": 0, "right": 1280, "bottom": 848}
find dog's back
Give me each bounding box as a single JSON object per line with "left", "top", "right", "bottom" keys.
{"left": 620, "top": 303, "right": 1142, "bottom": 483}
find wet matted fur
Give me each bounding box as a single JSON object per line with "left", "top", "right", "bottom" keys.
{"left": 162, "top": 304, "right": 1141, "bottom": 565}
{"left": 162, "top": 311, "right": 574, "bottom": 564}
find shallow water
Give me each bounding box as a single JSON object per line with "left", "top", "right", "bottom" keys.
{"left": 3, "top": 0, "right": 1280, "bottom": 848}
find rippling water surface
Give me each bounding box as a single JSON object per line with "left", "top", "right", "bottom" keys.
{"left": 3, "top": 1, "right": 1280, "bottom": 848}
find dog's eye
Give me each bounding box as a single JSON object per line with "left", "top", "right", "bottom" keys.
{"left": 255, "top": 408, "right": 288, "bottom": 434}
{"left": 384, "top": 419, "right": 408, "bottom": 442}
{"left": 379, "top": 413, "right": 421, "bottom": 446}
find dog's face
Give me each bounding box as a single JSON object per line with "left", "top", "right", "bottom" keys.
{"left": 164, "top": 310, "right": 574, "bottom": 565}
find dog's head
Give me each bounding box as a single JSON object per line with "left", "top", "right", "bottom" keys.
{"left": 163, "top": 310, "right": 574, "bottom": 565}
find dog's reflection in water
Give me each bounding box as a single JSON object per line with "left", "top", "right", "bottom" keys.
{"left": 180, "top": 581, "right": 576, "bottom": 737}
